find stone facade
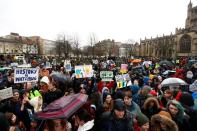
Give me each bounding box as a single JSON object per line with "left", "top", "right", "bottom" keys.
{"left": 0, "top": 33, "right": 58, "bottom": 56}
{"left": 139, "top": 1, "right": 197, "bottom": 59}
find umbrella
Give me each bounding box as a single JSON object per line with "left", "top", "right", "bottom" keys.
{"left": 132, "top": 59, "right": 141, "bottom": 63}
{"left": 50, "top": 72, "right": 71, "bottom": 83}
{"left": 142, "top": 61, "right": 152, "bottom": 65}
{"left": 162, "top": 70, "right": 176, "bottom": 75}
{"left": 161, "top": 77, "right": 187, "bottom": 87}
{"left": 35, "top": 93, "right": 88, "bottom": 120}
{"left": 189, "top": 80, "right": 197, "bottom": 92}
{"left": 159, "top": 60, "right": 174, "bottom": 67}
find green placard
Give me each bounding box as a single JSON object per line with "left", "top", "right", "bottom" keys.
{"left": 100, "top": 71, "right": 113, "bottom": 81}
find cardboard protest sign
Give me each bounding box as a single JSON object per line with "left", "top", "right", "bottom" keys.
{"left": 92, "top": 59, "right": 98, "bottom": 64}
{"left": 120, "top": 64, "right": 128, "bottom": 74}
{"left": 115, "top": 75, "right": 124, "bottom": 82}
{"left": 11, "top": 63, "right": 18, "bottom": 67}
{"left": 46, "top": 62, "right": 52, "bottom": 68}
{"left": 64, "top": 60, "right": 70, "bottom": 66}
{"left": 0, "top": 87, "right": 13, "bottom": 101}
{"left": 117, "top": 81, "right": 127, "bottom": 88}
{"left": 65, "top": 63, "right": 72, "bottom": 72}
{"left": 122, "top": 74, "right": 131, "bottom": 81}
{"left": 115, "top": 74, "right": 131, "bottom": 89}
{"left": 75, "top": 65, "right": 93, "bottom": 78}
{"left": 14, "top": 68, "right": 39, "bottom": 83}
{"left": 64, "top": 60, "right": 72, "bottom": 72}
{"left": 100, "top": 71, "right": 113, "bottom": 81}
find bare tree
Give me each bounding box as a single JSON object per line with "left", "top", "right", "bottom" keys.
{"left": 126, "top": 39, "right": 135, "bottom": 58}
{"left": 72, "top": 35, "right": 80, "bottom": 57}
{"left": 55, "top": 33, "right": 72, "bottom": 58}
{"left": 88, "top": 33, "right": 97, "bottom": 58}
{"left": 82, "top": 45, "right": 92, "bottom": 57}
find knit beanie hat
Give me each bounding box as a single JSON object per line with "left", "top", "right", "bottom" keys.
{"left": 130, "top": 85, "right": 140, "bottom": 94}
{"left": 179, "top": 92, "right": 194, "bottom": 107}
{"left": 12, "top": 89, "right": 19, "bottom": 94}
{"left": 114, "top": 99, "right": 126, "bottom": 111}
{"left": 137, "top": 113, "right": 149, "bottom": 126}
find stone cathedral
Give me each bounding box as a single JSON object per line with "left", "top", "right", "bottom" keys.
{"left": 139, "top": 1, "right": 197, "bottom": 59}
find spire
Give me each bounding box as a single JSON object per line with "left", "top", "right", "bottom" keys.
{"left": 188, "top": 0, "right": 192, "bottom": 8}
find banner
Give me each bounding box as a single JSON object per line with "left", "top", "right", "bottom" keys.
{"left": 75, "top": 65, "right": 93, "bottom": 78}
{"left": 100, "top": 71, "right": 113, "bottom": 81}
{"left": 14, "top": 68, "right": 39, "bottom": 83}
{"left": 0, "top": 87, "right": 13, "bottom": 101}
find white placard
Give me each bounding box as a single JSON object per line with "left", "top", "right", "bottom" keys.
{"left": 0, "top": 87, "right": 13, "bottom": 101}
{"left": 14, "top": 68, "right": 39, "bottom": 83}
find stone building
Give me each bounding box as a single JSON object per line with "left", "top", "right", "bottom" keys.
{"left": 0, "top": 33, "right": 58, "bottom": 56}
{"left": 0, "top": 33, "right": 39, "bottom": 55}
{"left": 139, "top": 1, "right": 197, "bottom": 59}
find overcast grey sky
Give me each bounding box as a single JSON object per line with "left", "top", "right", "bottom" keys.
{"left": 0, "top": 0, "right": 196, "bottom": 45}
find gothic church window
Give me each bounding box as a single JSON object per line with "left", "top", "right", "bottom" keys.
{"left": 180, "top": 35, "right": 191, "bottom": 53}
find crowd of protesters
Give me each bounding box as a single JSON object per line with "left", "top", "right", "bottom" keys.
{"left": 0, "top": 55, "right": 197, "bottom": 131}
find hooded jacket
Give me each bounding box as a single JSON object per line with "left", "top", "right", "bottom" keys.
{"left": 151, "top": 111, "right": 178, "bottom": 131}
{"left": 141, "top": 97, "right": 161, "bottom": 119}
{"left": 166, "top": 100, "right": 192, "bottom": 131}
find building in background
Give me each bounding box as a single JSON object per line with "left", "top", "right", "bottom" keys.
{"left": 139, "top": 1, "right": 197, "bottom": 59}
{"left": 0, "top": 33, "right": 58, "bottom": 57}
{"left": 42, "top": 39, "right": 56, "bottom": 56}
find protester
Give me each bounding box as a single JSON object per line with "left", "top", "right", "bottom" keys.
{"left": 141, "top": 97, "right": 161, "bottom": 119}
{"left": 75, "top": 109, "right": 95, "bottom": 131}
{"left": 100, "top": 99, "right": 134, "bottom": 131}
{"left": 44, "top": 118, "right": 72, "bottom": 131}
{"left": 0, "top": 56, "right": 196, "bottom": 131}
{"left": 102, "top": 93, "right": 114, "bottom": 112}
{"left": 151, "top": 111, "right": 178, "bottom": 131}
{"left": 166, "top": 100, "right": 192, "bottom": 131}
{"left": 123, "top": 91, "right": 142, "bottom": 117}
{"left": 135, "top": 113, "right": 150, "bottom": 131}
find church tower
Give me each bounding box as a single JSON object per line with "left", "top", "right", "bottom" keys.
{"left": 185, "top": 0, "right": 192, "bottom": 28}
{"left": 185, "top": 0, "right": 197, "bottom": 30}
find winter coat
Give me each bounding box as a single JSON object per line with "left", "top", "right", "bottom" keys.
{"left": 100, "top": 110, "right": 134, "bottom": 131}
{"left": 167, "top": 100, "right": 192, "bottom": 131}
{"left": 141, "top": 97, "right": 161, "bottom": 119}
{"left": 151, "top": 113, "right": 178, "bottom": 131}
{"left": 125, "top": 101, "right": 142, "bottom": 117}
